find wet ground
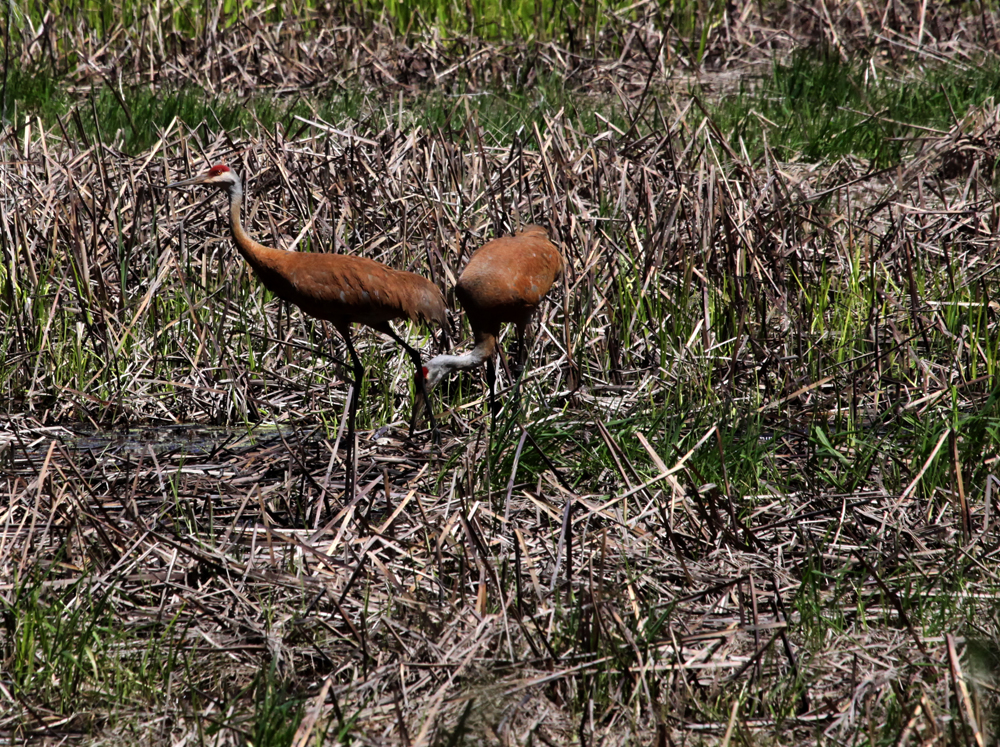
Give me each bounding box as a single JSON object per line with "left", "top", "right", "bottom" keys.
{"left": 62, "top": 423, "right": 286, "bottom": 457}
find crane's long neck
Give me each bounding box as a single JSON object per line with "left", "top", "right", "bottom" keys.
{"left": 426, "top": 333, "right": 497, "bottom": 386}
{"left": 224, "top": 181, "right": 283, "bottom": 277}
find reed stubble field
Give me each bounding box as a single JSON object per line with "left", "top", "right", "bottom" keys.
{"left": 3, "top": 1, "right": 1000, "bottom": 744}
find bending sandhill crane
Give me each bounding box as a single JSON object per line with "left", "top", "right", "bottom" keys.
{"left": 165, "top": 164, "right": 446, "bottom": 501}
{"left": 417, "top": 224, "right": 563, "bottom": 420}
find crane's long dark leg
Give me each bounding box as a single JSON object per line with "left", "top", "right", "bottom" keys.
{"left": 338, "top": 328, "right": 365, "bottom": 503}
{"left": 511, "top": 323, "right": 528, "bottom": 414}
{"left": 384, "top": 327, "right": 439, "bottom": 444}
{"left": 516, "top": 323, "right": 528, "bottom": 373}
{"left": 486, "top": 355, "right": 497, "bottom": 430}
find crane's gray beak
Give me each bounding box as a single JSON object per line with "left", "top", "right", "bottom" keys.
{"left": 165, "top": 173, "right": 211, "bottom": 189}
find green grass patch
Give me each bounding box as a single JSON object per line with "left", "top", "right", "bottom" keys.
{"left": 375, "top": 0, "right": 640, "bottom": 42}
{"left": 3, "top": 565, "right": 172, "bottom": 717}
{"left": 4, "top": 74, "right": 345, "bottom": 154}
{"left": 4, "top": 61, "right": 625, "bottom": 154}
{"left": 14, "top": 0, "right": 327, "bottom": 39}
{"left": 383, "top": 74, "right": 630, "bottom": 141}
{"left": 13, "top": 0, "right": 672, "bottom": 48}
{"left": 715, "top": 47, "right": 1000, "bottom": 166}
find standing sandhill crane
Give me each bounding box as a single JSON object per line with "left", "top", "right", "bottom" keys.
{"left": 417, "top": 224, "right": 563, "bottom": 420}
{"left": 165, "top": 164, "right": 446, "bottom": 502}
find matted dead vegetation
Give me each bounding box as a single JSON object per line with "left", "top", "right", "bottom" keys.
{"left": 3, "top": 2, "right": 1000, "bottom": 745}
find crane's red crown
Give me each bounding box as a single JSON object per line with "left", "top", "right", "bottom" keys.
{"left": 208, "top": 164, "right": 231, "bottom": 176}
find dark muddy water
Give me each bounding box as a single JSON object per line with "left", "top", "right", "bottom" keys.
{"left": 5, "top": 423, "right": 297, "bottom": 458}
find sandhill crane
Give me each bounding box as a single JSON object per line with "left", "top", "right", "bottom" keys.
{"left": 165, "top": 164, "right": 446, "bottom": 502}
{"left": 417, "top": 224, "right": 563, "bottom": 421}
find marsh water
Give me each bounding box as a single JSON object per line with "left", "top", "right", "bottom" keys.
{"left": 7, "top": 423, "right": 299, "bottom": 459}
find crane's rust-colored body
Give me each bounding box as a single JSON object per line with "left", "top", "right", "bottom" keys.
{"left": 166, "top": 164, "right": 445, "bottom": 501}
{"left": 420, "top": 224, "right": 563, "bottom": 417}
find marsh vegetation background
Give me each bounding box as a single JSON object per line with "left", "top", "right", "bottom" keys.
{"left": 2, "top": 0, "right": 1000, "bottom": 744}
